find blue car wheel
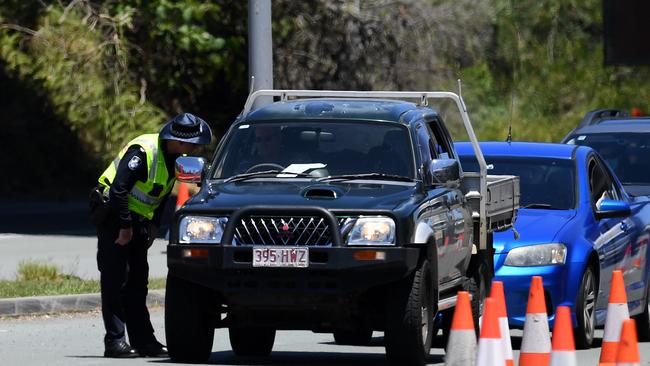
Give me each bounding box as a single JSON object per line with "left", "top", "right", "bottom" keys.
{"left": 575, "top": 265, "right": 597, "bottom": 349}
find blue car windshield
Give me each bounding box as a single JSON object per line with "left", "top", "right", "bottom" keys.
{"left": 212, "top": 121, "right": 414, "bottom": 179}
{"left": 566, "top": 133, "right": 650, "bottom": 186}
{"left": 460, "top": 156, "right": 576, "bottom": 210}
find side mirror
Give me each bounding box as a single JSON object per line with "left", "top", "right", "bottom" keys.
{"left": 425, "top": 158, "right": 460, "bottom": 186}
{"left": 176, "top": 156, "right": 206, "bottom": 183}
{"left": 595, "top": 199, "right": 631, "bottom": 219}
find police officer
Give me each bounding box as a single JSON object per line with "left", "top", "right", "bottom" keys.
{"left": 95, "top": 113, "right": 212, "bottom": 358}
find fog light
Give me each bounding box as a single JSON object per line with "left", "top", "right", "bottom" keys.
{"left": 353, "top": 250, "right": 386, "bottom": 261}
{"left": 182, "top": 249, "right": 209, "bottom": 258}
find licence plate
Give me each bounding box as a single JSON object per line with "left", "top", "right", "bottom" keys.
{"left": 252, "top": 247, "right": 309, "bottom": 268}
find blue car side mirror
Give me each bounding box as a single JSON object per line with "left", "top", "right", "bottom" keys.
{"left": 595, "top": 199, "right": 631, "bottom": 219}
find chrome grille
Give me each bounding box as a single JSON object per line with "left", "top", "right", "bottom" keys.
{"left": 234, "top": 216, "right": 348, "bottom": 246}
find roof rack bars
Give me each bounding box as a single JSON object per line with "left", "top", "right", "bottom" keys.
{"left": 579, "top": 108, "right": 629, "bottom": 127}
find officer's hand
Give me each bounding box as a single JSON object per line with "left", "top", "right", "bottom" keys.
{"left": 147, "top": 224, "right": 158, "bottom": 248}
{"left": 115, "top": 228, "right": 133, "bottom": 246}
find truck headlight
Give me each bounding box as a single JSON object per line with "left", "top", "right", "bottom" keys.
{"left": 347, "top": 217, "right": 396, "bottom": 246}
{"left": 504, "top": 243, "right": 567, "bottom": 266}
{"left": 179, "top": 216, "right": 228, "bottom": 244}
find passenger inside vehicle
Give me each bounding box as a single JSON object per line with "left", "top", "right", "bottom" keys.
{"left": 253, "top": 125, "right": 284, "bottom": 162}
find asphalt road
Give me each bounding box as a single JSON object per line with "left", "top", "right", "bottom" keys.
{"left": 1, "top": 308, "right": 648, "bottom": 366}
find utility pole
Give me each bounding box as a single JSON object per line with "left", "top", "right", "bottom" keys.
{"left": 248, "top": 0, "right": 273, "bottom": 109}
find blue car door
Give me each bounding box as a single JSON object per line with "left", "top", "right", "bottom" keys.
{"left": 599, "top": 156, "right": 647, "bottom": 307}
{"left": 589, "top": 156, "right": 636, "bottom": 305}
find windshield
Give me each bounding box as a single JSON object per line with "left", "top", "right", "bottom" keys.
{"left": 566, "top": 133, "right": 650, "bottom": 186}
{"left": 212, "top": 121, "right": 415, "bottom": 179}
{"left": 460, "top": 156, "right": 576, "bottom": 210}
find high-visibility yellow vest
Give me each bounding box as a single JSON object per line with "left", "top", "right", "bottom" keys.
{"left": 98, "top": 134, "right": 175, "bottom": 220}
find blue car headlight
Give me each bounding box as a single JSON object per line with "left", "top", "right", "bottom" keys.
{"left": 179, "top": 216, "right": 228, "bottom": 244}
{"left": 504, "top": 243, "right": 567, "bottom": 266}
{"left": 347, "top": 216, "right": 396, "bottom": 246}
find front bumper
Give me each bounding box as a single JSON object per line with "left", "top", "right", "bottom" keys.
{"left": 494, "top": 253, "right": 570, "bottom": 328}
{"left": 168, "top": 245, "right": 420, "bottom": 308}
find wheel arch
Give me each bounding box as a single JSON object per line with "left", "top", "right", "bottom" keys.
{"left": 570, "top": 246, "right": 600, "bottom": 299}
{"left": 585, "top": 250, "right": 600, "bottom": 291}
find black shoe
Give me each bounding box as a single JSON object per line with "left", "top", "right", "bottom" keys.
{"left": 135, "top": 341, "right": 169, "bottom": 357}
{"left": 104, "top": 341, "right": 138, "bottom": 358}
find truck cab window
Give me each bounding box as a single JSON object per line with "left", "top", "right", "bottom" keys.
{"left": 416, "top": 123, "right": 437, "bottom": 164}
{"left": 426, "top": 120, "right": 454, "bottom": 159}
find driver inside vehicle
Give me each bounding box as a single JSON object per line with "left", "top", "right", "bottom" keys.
{"left": 236, "top": 125, "right": 287, "bottom": 173}
{"left": 253, "top": 125, "right": 283, "bottom": 161}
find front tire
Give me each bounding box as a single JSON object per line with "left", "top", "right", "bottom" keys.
{"left": 385, "top": 260, "right": 433, "bottom": 366}
{"left": 229, "top": 327, "right": 276, "bottom": 357}
{"left": 165, "top": 275, "right": 215, "bottom": 363}
{"left": 575, "top": 265, "right": 597, "bottom": 349}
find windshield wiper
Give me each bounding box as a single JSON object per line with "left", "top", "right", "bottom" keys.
{"left": 224, "top": 170, "right": 314, "bottom": 183}
{"left": 317, "top": 173, "right": 414, "bottom": 182}
{"left": 522, "top": 203, "right": 554, "bottom": 209}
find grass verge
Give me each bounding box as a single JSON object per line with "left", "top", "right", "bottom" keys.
{"left": 0, "top": 260, "right": 165, "bottom": 298}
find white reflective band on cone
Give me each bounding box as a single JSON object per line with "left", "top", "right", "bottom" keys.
{"left": 476, "top": 338, "right": 505, "bottom": 366}
{"left": 445, "top": 329, "right": 476, "bottom": 366}
{"left": 520, "top": 313, "right": 551, "bottom": 353}
{"left": 499, "top": 316, "right": 514, "bottom": 361}
{"left": 603, "top": 303, "right": 630, "bottom": 342}
{"left": 550, "top": 350, "right": 577, "bottom": 366}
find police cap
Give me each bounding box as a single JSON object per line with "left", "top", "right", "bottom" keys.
{"left": 159, "top": 113, "right": 212, "bottom": 145}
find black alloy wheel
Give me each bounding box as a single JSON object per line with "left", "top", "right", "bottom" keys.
{"left": 165, "top": 275, "right": 215, "bottom": 363}
{"left": 385, "top": 260, "right": 434, "bottom": 366}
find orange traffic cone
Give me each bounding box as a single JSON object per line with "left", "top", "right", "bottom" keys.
{"left": 444, "top": 291, "right": 476, "bottom": 366}
{"left": 490, "top": 281, "right": 514, "bottom": 366}
{"left": 519, "top": 276, "right": 551, "bottom": 366}
{"left": 176, "top": 182, "right": 190, "bottom": 210}
{"left": 550, "top": 306, "right": 577, "bottom": 366}
{"left": 476, "top": 297, "right": 505, "bottom": 366}
{"left": 616, "top": 319, "right": 640, "bottom": 366}
{"left": 600, "top": 270, "right": 630, "bottom": 366}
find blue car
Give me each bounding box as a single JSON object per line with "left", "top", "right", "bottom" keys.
{"left": 456, "top": 141, "right": 650, "bottom": 349}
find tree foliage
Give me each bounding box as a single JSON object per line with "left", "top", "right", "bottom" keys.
{"left": 104, "top": 0, "right": 248, "bottom": 127}
{"left": 273, "top": 0, "right": 494, "bottom": 91}
{"left": 0, "top": 2, "right": 165, "bottom": 161}
{"left": 1, "top": 0, "right": 650, "bottom": 197}
{"left": 465, "top": 0, "right": 650, "bottom": 141}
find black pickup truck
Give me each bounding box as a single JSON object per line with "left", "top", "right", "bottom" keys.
{"left": 165, "top": 90, "right": 519, "bottom": 365}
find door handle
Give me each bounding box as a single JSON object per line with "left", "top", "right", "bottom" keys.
{"left": 620, "top": 222, "right": 628, "bottom": 232}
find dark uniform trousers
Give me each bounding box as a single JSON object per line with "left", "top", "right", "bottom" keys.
{"left": 96, "top": 215, "right": 156, "bottom": 347}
